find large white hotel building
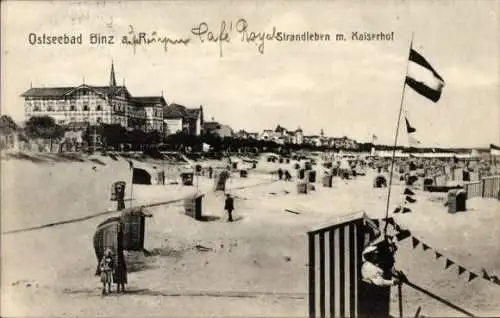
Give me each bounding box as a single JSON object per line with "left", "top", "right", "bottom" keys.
{"left": 21, "top": 63, "right": 165, "bottom": 132}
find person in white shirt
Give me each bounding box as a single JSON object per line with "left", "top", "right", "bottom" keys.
{"left": 359, "top": 245, "right": 404, "bottom": 318}
{"left": 361, "top": 246, "right": 398, "bottom": 286}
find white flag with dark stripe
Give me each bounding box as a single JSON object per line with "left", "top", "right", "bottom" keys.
{"left": 491, "top": 144, "right": 500, "bottom": 156}
{"left": 406, "top": 48, "right": 445, "bottom": 102}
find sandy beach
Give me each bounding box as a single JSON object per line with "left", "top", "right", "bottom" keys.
{"left": 1, "top": 153, "right": 499, "bottom": 317}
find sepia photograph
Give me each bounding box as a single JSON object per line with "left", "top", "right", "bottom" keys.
{"left": 1, "top": 0, "right": 499, "bottom": 317}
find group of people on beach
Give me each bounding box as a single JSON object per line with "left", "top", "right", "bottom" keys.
{"left": 97, "top": 247, "right": 128, "bottom": 296}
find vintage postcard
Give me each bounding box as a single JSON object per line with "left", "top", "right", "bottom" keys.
{"left": 1, "top": 0, "right": 499, "bottom": 317}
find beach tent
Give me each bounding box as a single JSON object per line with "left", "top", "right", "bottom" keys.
{"left": 132, "top": 166, "right": 166, "bottom": 185}
{"left": 215, "top": 170, "right": 230, "bottom": 191}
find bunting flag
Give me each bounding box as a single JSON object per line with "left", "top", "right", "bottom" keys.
{"left": 468, "top": 272, "right": 478, "bottom": 282}
{"left": 394, "top": 206, "right": 401, "bottom": 213}
{"left": 405, "top": 195, "right": 417, "bottom": 204}
{"left": 403, "top": 188, "right": 415, "bottom": 196}
{"left": 412, "top": 237, "right": 420, "bottom": 248}
{"left": 402, "top": 207, "right": 412, "bottom": 214}
{"left": 391, "top": 219, "right": 500, "bottom": 287}
{"left": 395, "top": 229, "right": 411, "bottom": 242}
{"left": 458, "top": 266, "right": 466, "bottom": 276}
{"left": 482, "top": 269, "right": 490, "bottom": 280}
{"left": 445, "top": 259, "right": 454, "bottom": 269}
{"left": 406, "top": 48, "right": 445, "bottom": 102}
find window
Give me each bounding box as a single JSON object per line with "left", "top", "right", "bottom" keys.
{"left": 33, "top": 106, "right": 40, "bottom": 111}
{"left": 96, "top": 105, "right": 101, "bottom": 111}
{"left": 83, "top": 104, "right": 89, "bottom": 111}
{"left": 47, "top": 106, "right": 53, "bottom": 111}
{"left": 70, "top": 105, "right": 76, "bottom": 111}
{"left": 97, "top": 117, "right": 102, "bottom": 124}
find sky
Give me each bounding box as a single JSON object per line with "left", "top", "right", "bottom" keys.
{"left": 1, "top": 0, "right": 498, "bottom": 148}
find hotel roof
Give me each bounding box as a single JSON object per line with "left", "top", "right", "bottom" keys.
{"left": 21, "top": 85, "right": 130, "bottom": 98}
{"left": 163, "top": 103, "right": 201, "bottom": 119}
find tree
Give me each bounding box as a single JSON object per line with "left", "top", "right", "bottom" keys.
{"left": 0, "top": 115, "right": 18, "bottom": 135}
{"left": 24, "top": 116, "right": 64, "bottom": 150}
{"left": 126, "top": 129, "right": 147, "bottom": 151}
{"left": 145, "top": 130, "right": 162, "bottom": 147}
{"left": 100, "top": 124, "right": 127, "bottom": 150}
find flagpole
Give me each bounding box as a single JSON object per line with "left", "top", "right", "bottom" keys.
{"left": 383, "top": 32, "right": 414, "bottom": 236}
{"left": 130, "top": 162, "right": 134, "bottom": 208}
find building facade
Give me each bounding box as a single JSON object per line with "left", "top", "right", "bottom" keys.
{"left": 21, "top": 63, "right": 165, "bottom": 132}
{"left": 258, "top": 125, "right": 304, "bottom": 145}
{"left": 163, "top": 103, "right": 203, "bottom": 136}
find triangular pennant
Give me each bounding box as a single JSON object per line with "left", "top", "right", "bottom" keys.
{"left": 491, "top": 276, "right": 500, "bottom": 285}
{"left": 435, "top": 251, "right": 443, "bottom": 259}
{"left": 395, "top": 230, "right": 411, "bottom": 242}
{"left": 412, "top": 237, "right": 420, "bottom": 248}
{"left": 422, "top": 244, "right": 430, "bottom": 251}
{"left": 458, "top": 266, "right": 466, "bottom": 276}
{"left": 403, "top": 188, "right": 415, "bottom": 196}
{"left": 445, "top": 259, "right": 454, "bottom": 269}
{"left": 394, "top": 206, "right": 401, "bottom": 213}
{"left": 405, "top": 117, "right": 417, "bottom": 134}
{"left": 482, "top": 269, "right": 490, "bottom": 280}
{"left": 402, "top": 207, "right": 412, "bottom": 214}
{"left": 405, "top": 195, "right": 417, "bottom": 204}
{"left": 468, "top": 272, "right": 478, "bottom": 282}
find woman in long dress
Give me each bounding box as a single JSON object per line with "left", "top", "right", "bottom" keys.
{"left": 114, "top": 250, "right": 128, "bottom": 293}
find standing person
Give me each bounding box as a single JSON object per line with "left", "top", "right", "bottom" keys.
{"left": 277, "top": 168, "right": 283, "bottom": 180}
{"left": 114, "top": 249, "right": 128, "bottom": 294}
{"left": 358, "top": 245, "right": 405, "bottom": 318}
{"left": 116, "top": 184, "right": 125, "bottom": 211}
{"left": 208, "top": 166, "right": 213, "bottom": 179}
{"left": 224, "top": 194, "right": 234, "bottom": 222}
{"left": 98, "top": 248, "right": 115, "bottom": 296}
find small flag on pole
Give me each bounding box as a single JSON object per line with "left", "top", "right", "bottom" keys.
{"left": 406, "top": 48, "right": 445, "bottom": 102}
{"left": 405, "top": 117, "right": 416, "bottom": 134}
{"left": 490, "top": 144, "right": 500, "bottom": 156}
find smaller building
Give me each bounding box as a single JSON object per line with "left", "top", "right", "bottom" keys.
{"left": 163, "top": 104, "right": 203, "bottom": 136}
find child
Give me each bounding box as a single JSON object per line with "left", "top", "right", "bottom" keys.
{"left": 99, "top": 248, "right": 115, "bottom": 296}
